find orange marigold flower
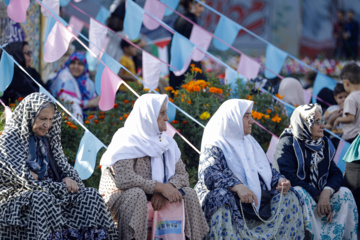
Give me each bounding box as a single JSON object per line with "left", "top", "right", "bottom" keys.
{"left": 61, "top": 98, "right": 65, "bottom": 101}
{"left": 98, "top": 165, "right": 102, "bottom": 170}
{"left": 94, "top": 120, "right": 99, "bottom": 124}
{"left": 88, "top": 115, "right": 95, "bottom": 120}
{"left": 144, "top": 88, "right": 150, "bottom": 92}
{"left": 65, "top": 117, "right": 69, "bottom": 120}
{"left": 186, "top": 100, "right": 191, "bottom": 104}
{"left": 155, "top": 88, "right": 159, "bottom": 92}
{"left": 193, "top": 86, "right": 201, "bottom": 92}
{"left": 183, "top": 120, "right": 188, "bottom": 125}
{"left": 114, "top": 103, "right": 119, "bottom": 108}
{"left": 124, "top": 113, "right": 129, "bottom": 119}
{"left": 186, "top": 86, "right": 193, "bottom": 92}
{"left": 264, "top": 115, "right": 270, "bottom": 119}
{"left": 17, "top": 97, "right": 24, "bottom": 101}
{"left": 119, "top": 116, "right": 123, "bottom": 121}
{"left": 123, "top": 99, "right": 130, "bottom": 104}
{"left": 9, "top": 103, "right": 16, "bottom": 108}
{"left": 266, "top": 109, "right": 272, "bottom": 114}
{"left": 84, "top": 120, "right": 90, "bottom": 124}
{"left": 169, "top": 98, "right": 174, "bottom": 103}
{"left": 177, "top": 129, "right": 181, "bottom": 132}
{"left": 208, "top": 87, "right": 217, "bottom": 93}
{"left": 113, "top": 122, "right": 117, "bottom": 125}
{"left": 246, "top": 95, "right": 253, "bottom": 100}
{"left": 70, "top": 124, "right": 78, "bottom": 130}
{"left": 190, "top": 64, "right": 195, "bottom": 67}
{"left": 132, "top": 100, "right": 135, "bottom": 104}
{"left": 65, "top": 121, "right": 71, "bottom": 126}
{"left": 171, "top": 120, "right": 179, "bottom": 124}
{"left": 217, "top": 88, "right": 223, "bottom": 94}
{"left": 70, "top": 101, "right": 74, "bottom": 105}
{"left": 164, "top": 86, "right": 174, "bottom": 91}
{"left": 100, "top": 112, "right": 105, "bottom": 115}
{"left": 98, "top": 115, "right": 105, "bottom": 120}
{"left": 271, "top": 114, "right": 282, "bottom": 123}
{"left": 275, "top": 93, "right": 284, "bottom": 99}
{"left": 181, "top": 98, "right": 184, "bottom": 102}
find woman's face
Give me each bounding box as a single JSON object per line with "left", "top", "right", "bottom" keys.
{"left": 192, "top": 1, "right": 205, "bottom": 17}
{"left": 310, "top": 110, "right": 325, "bottom": 140}
{"left": 23, "top": 44, "right": 32, "bottom": 68}
{"left": 242, "top": 108, "right": 254, "bottom": 135}
{"left": 157, "top": 102, "right": 169, "bottom": 132}
{"left": 32, "top": 107, "right": 55, "bottom": 136}
{"left": 69, "top": 59, "right": 85, "bottom": 78}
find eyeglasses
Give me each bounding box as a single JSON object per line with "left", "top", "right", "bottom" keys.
{"left": 314, "top": 119, "right": 326, "bottom": 125}
{"left": 23, "top": 51, "right": 32, "bottom": 56}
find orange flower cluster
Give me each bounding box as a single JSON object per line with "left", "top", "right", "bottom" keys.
{"left": 171, "top": 120, "right": 179, "bottom": 124}
{"left": 183, "top": 120, "right": 188, "bottom": 125}
{"left": 18, "top": 97, "right": 24, "bottom": 101}
{"left": 266, "top": 109, "right": 272, "bottom": 114}
{"left": 246, "top": 95, "right": 253, "bottom": 100}
{"left": 114, "top": 103, "right": 119, "bottom": 108}
{"left": 123, "top": 99, "right": 130, "bottom": 104}
{"left": 70, "top": 124, "right": 78, "bottom": 130}
{"left": 271, "top": 114, "right": 282, "bottom": 123}
{"left": 275, "top": 93, "right": 284, "bottom": 99}
{"left": 119, "top": 116, "right": 123, "bottom": 120}
{"left": 94, "top": 120, "right": 99, "bottom": 124}
{"left": 98, "top": 115, "right": 105, "bottom": 120}
{"left": 169, "top": 98, "right": 174, "bottom": 103}
{"left": 98, "top": 165, "right": 102, "bottom": 170}
{"left": 88, "top": 115, "right": 95, "bottom": 120}
{"left": 124, "top": 113, "right": 129, "bottom": 119}
{"left": 181, "top": 80, "right": 210, "bottom": 93}
{"left": 84, "top": 120, "right": 90, "bottom": 124}
{"left": 164, "top": 86, "right": 174, "bottom": 92}
{"left": 209, "top": 87, "right": 223, "bottom": 94}
{"left": 9, "top": 103, "right": 16, "bottom": 108}
{"left": 190, "top": 64, "right": 203, "bottom": 74}
{"left": 251, "top": 111, "right": 271, "bottom": 120}
{"left": 65, "top": 121, "right": 71, "bottom": 126}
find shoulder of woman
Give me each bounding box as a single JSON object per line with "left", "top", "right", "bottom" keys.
{"left": 56, "top": 67, "right": 74, "bottom": 82}
{"left": 278, "top": 133, "right": 294, "bottom": 145}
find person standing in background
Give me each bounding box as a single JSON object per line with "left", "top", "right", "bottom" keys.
{"left": 344, "top": 9, "right": 359, "bottom": 60}
{"left": 333, "top": 9, "right": 347, "bottom": 59}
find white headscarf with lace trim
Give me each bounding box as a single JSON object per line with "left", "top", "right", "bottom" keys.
{"left": 201, "top": 99, "right": 272, "bottom": 211}
{"left": 100, "top": 94, "right": 181, "bottom": 183}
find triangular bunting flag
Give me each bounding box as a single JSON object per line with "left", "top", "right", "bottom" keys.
{"left": 124, "top": 0, "right": 144, "bottom": 40}
{"left": 143, "top": 0, "right": 166, "bottom": 30}
{"left": 312, "top": 73, "right": 337, "bottom": 103}
{"left": 189, "top": 25, "right": 212, "bottom": 62}
{"left": 164, "top": 122, "right": 177, "bottom": 138}
{"left": 74, "top": 130, "right": 105, "bottom": 180}
{"left": 0, "top": 51, "right": 14, "bottom": 93}
{"left": 212, "top": 15, "right": 242, "bottom": 51}
{"left": 264, "top": 44, "right": 287, "bottom": 79}
{"left": 170, "top": 33, "right": 194, "bottom": 73}
{"left": 99, "top": 67, "right": 123, "bottom": 111}
{"left": 142, "top": 51, "right": 161, "bottom": 90}
{"left": 266, "top": 135, "right": 279, "bottom": 164}
{"left": 160, "top": 0, "right": 180, "bottom": 16}
{"left": 95, "top": 53, "right": 122, "bottom": 95}
{"left": 7, "top": 0, "right": 30, "bottom": 23}
{"left": 237, "top": 53, "right": 260, "bottom": 80}
{"left": 44, "top": 21, "right": 73, "bottom": 62}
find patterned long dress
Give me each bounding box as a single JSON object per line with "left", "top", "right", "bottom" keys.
{"left": 195, "top": 145, "right": 306, "bottom": 239}
{"left": 99, "top": 156, "right": 209, "bottom": 240}
{"left": 0, "top": 93, "right": 117, "bottom": 239}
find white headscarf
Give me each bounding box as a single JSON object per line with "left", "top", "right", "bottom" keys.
{"left": 278, "top": 77, "right": 305, "bottom": 106}
{"left": 201, "top": 99, "right": 272, "bottom": 211}
{"left": 100, "top": 94, "right": 181, "bottom": 183}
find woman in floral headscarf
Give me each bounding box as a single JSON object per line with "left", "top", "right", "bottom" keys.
{"left": 274, "top": 103, "right": 358, "bottom": 239}
{"left": 49, "top": 52, "right": 99, "bottom": 123}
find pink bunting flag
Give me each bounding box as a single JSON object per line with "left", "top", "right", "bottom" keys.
{"left": 237, "top": 53, "right": 261, "bottom": 80}
{"left": 266, "top": 135, "right": 279, "bottom": 163}
{"left": 69, "top": 16, "right": 85, "bottom": 41}
{"left": 189, "top": 25, "right": 212, "bottom": 62}
{"left": 164, "top": 123, "right": 177, "bottom": 138}
{"left": 143, "top": 0, "right": 166, "bottom": 30}
{"left": 303, "top": 89, "right": 312, "bottom": 104}
{"left": 7, "top": 0, "right": 29, "bottom": 23}
{"left": 99, "top": 67, "right": 123, "bottom": 111}
{"left": 333, "top": 140, "right": 345, "bottom": 164}
{"left": 41, "top": 0, "right": 59, "bottom": 18}
{"left": 44, "top": 21, "right": 73, "bottom": 62}
{"left": 142, "top": 51, "right": 161, "bottom": 90}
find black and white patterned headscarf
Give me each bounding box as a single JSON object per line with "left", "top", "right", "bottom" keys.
{"left": 282, "top": 104, "right": 324, "bottom": 189}
{"left": 0, "top": 93, "right": 84, "bottom": 204}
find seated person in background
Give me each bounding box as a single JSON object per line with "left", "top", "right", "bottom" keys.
{"left": 274, "top": 103, "right": 358, "bottom": 239}
{"left": 0, "top": 41, "right": 45, "bottom": 105}
{"left": 324, "top": 83, "right": 348, "bottom": 134}
{"left": 304, "top": 70, "right": 317, "bottom": 93}
{"left": 278, "top": 77, "right": 305, "bottom": 106}
{"left": 195, "top": 99, "right": 305, "bottom": 239}
{"left": 49, "top": 52, "right": 99, "bottom": 123}
{"left": 0, "top": 93, "right": 117, "bottom": 239}
{"left": 98, "top": 94, "right": 209, "bottom": 240}
{"left": 118, "top": 39, "right": 142, "bottom": 92}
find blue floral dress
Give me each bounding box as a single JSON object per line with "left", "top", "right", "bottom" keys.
{"left": 195, "top": 145, "right": 306, "bottom": 239}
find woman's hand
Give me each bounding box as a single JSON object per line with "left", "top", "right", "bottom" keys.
{"left": 276, "top": 178, "right": 291, "bottom": 194}
{"left": 230, "top": 184, "right": 258, "bottom": 206}
{"left": 87, "top": 96, "right": 100, "bottom": 108}
{"left": 63, "top": 177, "right": 79, "bottom": 193}
{"left": 154, "top": 182, "right": 182, "bottom": 203}
{"left": 317, "top": 189, "right": 332, "bottom": 222}
{"left": 30, "top": 170, "right": 38, "bottom": 180}
{"left": 151, "top": 193, "right": 167, "bottom": 211}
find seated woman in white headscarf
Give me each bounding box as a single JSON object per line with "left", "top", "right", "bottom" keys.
{"left": 98, "top": 94, "right": 209, "bottom": 240}
{"left": 274, "top": 103, "right": 358, "bottom": 239}
{"left": 195, "top": 99, "right": 306, "bottom": 239}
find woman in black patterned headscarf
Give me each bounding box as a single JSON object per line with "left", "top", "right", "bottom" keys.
{"left": 0, "top": 93, "right": 117, "bottom": 239}
{"left": 274, "top": 103, "right": 358, "bottom": 239}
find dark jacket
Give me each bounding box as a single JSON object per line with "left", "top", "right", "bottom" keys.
{"left": 274, "top": 132, "right": 344, "bottom": 200}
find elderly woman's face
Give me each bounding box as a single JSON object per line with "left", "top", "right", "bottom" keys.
{"left": 310, "top": 110, "right": 325, "bottom": 140}
{"left": 242, "top": 109, "right": 254, "bottom": 135}
{"left": 69, "top": 59, "right": 85, "bottom": 78}
{"left": 32, "top": 107, "right": 55, "bottom": 136}
{"left": 157, "top": 102, "right": 169, "bottom": 132}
